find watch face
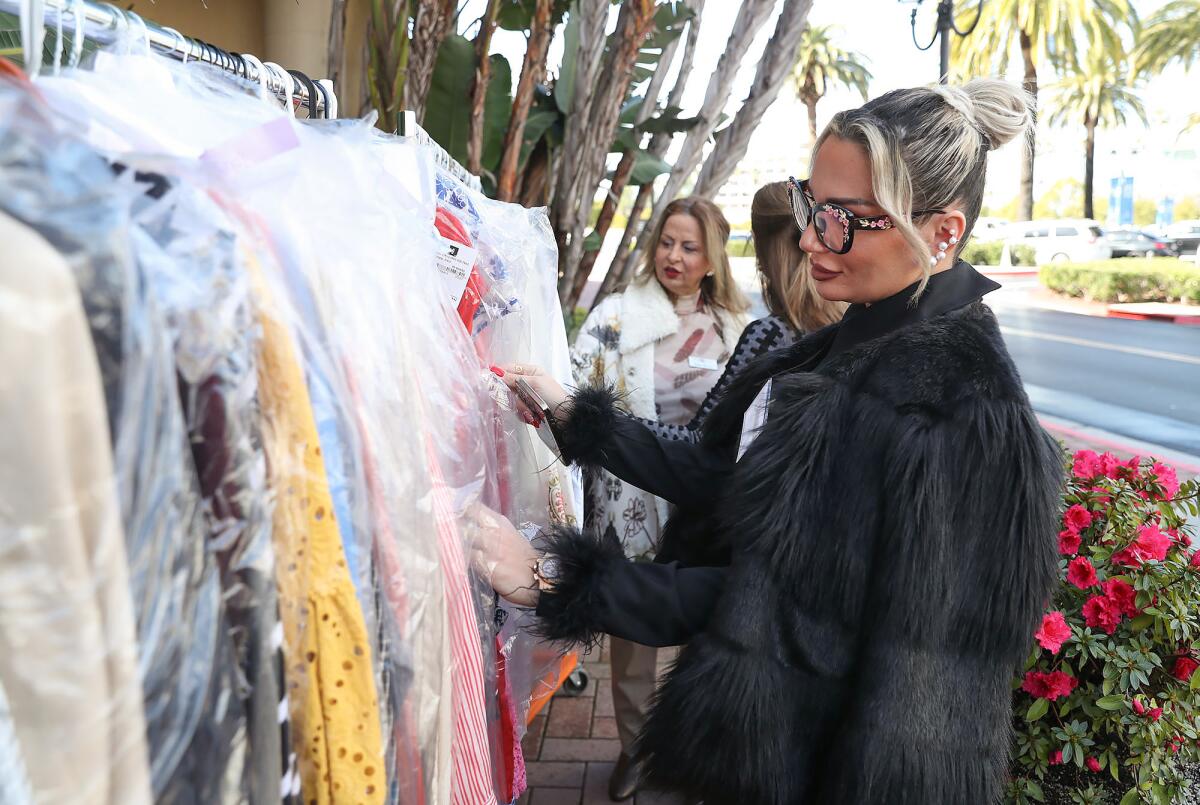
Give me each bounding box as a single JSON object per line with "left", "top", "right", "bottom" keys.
{"left": 539, "top": 556, "right": 562, "bottom": 580}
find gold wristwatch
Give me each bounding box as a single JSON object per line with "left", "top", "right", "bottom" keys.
{"left": 532, "top": 554, "right": 561, "bottom": 592}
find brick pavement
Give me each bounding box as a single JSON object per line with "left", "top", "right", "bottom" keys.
{"left": 518, "top": 639, "right": 684, "bottom": 805}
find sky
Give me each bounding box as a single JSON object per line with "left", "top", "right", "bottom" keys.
{"left": 466, "top": 0, "right": 1200, "bottom": 210}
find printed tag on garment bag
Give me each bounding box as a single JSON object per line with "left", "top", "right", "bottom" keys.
{"left": 435, "top": 236, "right": 478, "bottom": 305}
{"left": 688, "top": 355, "right": 720, "bottom": 371}
{"left": 737, "top": 379, "right": 772, "bottom": 462}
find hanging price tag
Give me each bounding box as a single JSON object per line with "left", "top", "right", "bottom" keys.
{"left": 434, "top": 236, "right": 478, "bottom": 305}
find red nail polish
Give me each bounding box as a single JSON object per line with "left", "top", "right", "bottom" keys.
{"left": 490, "top": 365, "right": 505, "bottom": 378}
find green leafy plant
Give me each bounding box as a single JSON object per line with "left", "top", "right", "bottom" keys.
{"left": 959, "top": 241, "right": 1037, "bottom": 267}
{"left": 1040, "top": 259, "right": 1200, "bottom": 304}
{"left": 1006, "top": 451, "right": 1200, "bottom": 805}
{"left": 962, "top": 240, "right": 1005, "bottom": 266}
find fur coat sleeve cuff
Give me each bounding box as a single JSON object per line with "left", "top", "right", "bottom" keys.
{"left": 551, "top": 384, "right": 622, "bottom": 467}
{"left": 533, "top": 525, "right": 626, "bottom": 648}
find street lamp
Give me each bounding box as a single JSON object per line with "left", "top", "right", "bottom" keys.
{"left": 899, "top": 0, "right": 984, "bottom": 83}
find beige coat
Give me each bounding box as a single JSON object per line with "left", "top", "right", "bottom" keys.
{"left": 0, "top": 211, "right": 152, "bottom": 805}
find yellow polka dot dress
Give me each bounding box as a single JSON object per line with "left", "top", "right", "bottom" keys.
{"left": 249, "top": 264, "right": 386, "bottom": 805}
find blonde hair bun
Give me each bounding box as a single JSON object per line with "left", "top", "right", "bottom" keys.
{"left": 934, "top": 78, "right": 1034, "bottom": 151}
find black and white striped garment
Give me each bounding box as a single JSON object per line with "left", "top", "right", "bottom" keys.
{"left": 638, "top": 315, "right": 799, "bottom": 443}
{"left": 276, "top": 617, "right": 301, "bottom": 804}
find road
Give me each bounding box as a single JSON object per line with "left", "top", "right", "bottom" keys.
{"left": 987, "top": 280, "right": 1200, "bottom": 460}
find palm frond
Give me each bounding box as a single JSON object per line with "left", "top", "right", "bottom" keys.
{"left": 792, "top": 24, "right": 871, "bottom": 105}
{"left": 1134, "top": 0, "right": 1200, "bottom": 74}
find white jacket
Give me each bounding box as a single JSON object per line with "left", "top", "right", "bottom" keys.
{"left": 570, "top": 278, "right": 749, "bottom": 559}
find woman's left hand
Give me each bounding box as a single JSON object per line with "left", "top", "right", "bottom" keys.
{"left": 467, "top": 503, "right": 541, "bottom": 607}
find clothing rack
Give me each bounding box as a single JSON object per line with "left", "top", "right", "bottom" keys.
{"left": 3, "top": 0, "right": 332, "bottom": 116}
{"left": 399, "top": 109, "right": 483, "bottom": 192}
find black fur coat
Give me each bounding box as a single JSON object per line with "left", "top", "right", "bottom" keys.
{"left": 539, "top": 272, "right": 1063, "bottom": 804}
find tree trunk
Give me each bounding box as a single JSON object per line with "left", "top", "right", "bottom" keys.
{"left": 467, "top": 0, "right": 501, "bottom": 175}
{"left": 1083, "top": 115, "right": 1095, "bottom": 220}
{"left": 1019, "top": 28, "right": 1037, "bottom": 222}
{"left": 608, "top": 182, "right": 655, "bottom": 287}
{"left": 551, "top": 0, "right": 613, "bottom": 227}
{"left": 571, "top": 15, "right": 688, "bottom": 310}
{"left": 367, "top": 0, "right": 410, "bottom": 132}
{"left": 667, "top": 0, "right": 706, "bottom": 108}
{"left": 554, "top": 0, "right": 658, "bottom": 306}
{"left": 603, "top": 0, "right": 706, "bottom": 296}
{"left": 692, "top": 0, "right": 814, "bottom": 198}
{"left": 406, "top": 0, "right": 457, "bottom": 122}
{"left": 496, "top": 0, "right": 555, "bottom": 202}
{"left": 569, "top": 149, "right": 639, "bottom": 309}
{"left": 618, "top": 0, "right": 777, "bottom": 293}
{"left": 326, "top": 0, "right": 347, "bottom": 90}
{"left": 517, "top": 138, "right": 552, "bottom": 207}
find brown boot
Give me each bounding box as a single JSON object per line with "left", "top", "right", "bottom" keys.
{"left": 608, "top": 752, "right": 642, "bottom": 801}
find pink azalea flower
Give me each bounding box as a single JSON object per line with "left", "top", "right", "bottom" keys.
{"left": 1058, "top": 528, "right": 1082, "bottom": 556}
{"left": 1153, "top": 462, "right": 1180, "bottom": 500}
{"left": 1073, "top": 450, "right": 1103, "bottom": 479}
{"left": 1067, "top": 557, "right": 1099, "bottom": 589}
{"left": 1064, "top": 504, "right": 1093, "bottom": 533}
{"left": 1134, "top": 524, "right": 1171, "bottom": 562}
{"left": 1083, "top": 595, "right": 1122, "bottom": 634}
{"left": 1034, "top": 612, "right": 1072, "bottom": 654}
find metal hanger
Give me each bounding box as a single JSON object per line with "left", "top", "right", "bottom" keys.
{"left": 288, "top": 68, "right": 320, "bottom": 119}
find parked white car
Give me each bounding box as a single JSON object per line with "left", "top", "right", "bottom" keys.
{"left": 1008, "top": 219, "right": 1113, "bottom": 263}
{"left": 972, "top": 217, "right": 1010, "bottom": 242}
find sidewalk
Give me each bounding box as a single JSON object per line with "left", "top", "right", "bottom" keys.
{"left": 519, "top": 640, "right": 684, "bottom": 805}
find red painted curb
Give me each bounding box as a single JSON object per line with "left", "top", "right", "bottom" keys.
{"left": 1038, "top": 417, "right": 1200, "bottom": 476}
{"left": 1107, "top": 310, "right": 1200, "bottom": 326}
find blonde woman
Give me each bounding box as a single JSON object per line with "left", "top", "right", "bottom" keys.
{"left": 633, "top": 182, "right": 847, "bottom": 447}
{"left": 480, "top": 79, "right": 1061, "bottom": 804}
{"left": 568, "top": 196, "right": 749, "bottom": 800}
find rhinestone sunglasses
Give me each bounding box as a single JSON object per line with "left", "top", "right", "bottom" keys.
{"left": 786, "top": 176, "right": 944, "bottom": 255}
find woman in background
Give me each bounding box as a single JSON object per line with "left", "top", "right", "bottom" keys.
{"left": 639, "top": 181, "right": 846, "bottom": 446}
{"left": 568, "top": 195, "right": 749, "bottom": 801}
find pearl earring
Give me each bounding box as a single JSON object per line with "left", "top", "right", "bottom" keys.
{"left": 931, "top": 230, "right": 958, "bottom": 266}
{"left": 933, "top": 241, "right": 947, "bottom": 265}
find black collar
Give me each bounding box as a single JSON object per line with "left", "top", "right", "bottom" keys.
{"left": 822, "top": 260, "right": 1000, "bottom": 364}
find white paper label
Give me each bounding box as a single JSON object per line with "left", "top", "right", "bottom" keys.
{"left": 688, "top": 355, "right": 720, "bottom": 371}
{"left": 737, "top": 379, "right": 772, "bottom": 462}
{"left": 435, "top": 236, "right": 478, "bottom": 305}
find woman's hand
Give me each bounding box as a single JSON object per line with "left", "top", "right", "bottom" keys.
{"left": 498, "top": 363, "right": 570, "bottom": 427}
{"left": 467, "top": 503, "right": 541, "bottom": 607}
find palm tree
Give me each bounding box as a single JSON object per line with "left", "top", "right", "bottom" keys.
{"left": 1135, "top": 0, "right": 1200, "bottom": 131}
{"left": 792, "top": 25, "right": 872, "bottom": 143}
{"left": 951, "top": 0, "right": 1135, "bottom": 221}
{"left": 1046, "top": 47, "right": 1147, "bottom": 220}
{"left": 1135, "top": 0, "right": 1200, "bottom": 74}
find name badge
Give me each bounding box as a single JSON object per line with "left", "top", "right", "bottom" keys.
{"left": 688, "top": 356, "right": 720, "bottom": 371}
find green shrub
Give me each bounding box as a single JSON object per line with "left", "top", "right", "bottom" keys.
{"left": 727, "top": 237, "right": 755, "bottom": 258}
{"left": 1012, "top": 244, "right": 1037, "bottom": 266}
{"left": 962, "top": 240, "right": 1004, "bottom": 265}
{"left": 565, "top": 306, "right": 588, "bottom": 342}
{"left": 1006, "top": 453, "right": 1199, "bottom": 805}
{"left": 959, "top": 241, "right": 1037, "bottom": 266}
{"left": 1040, "top": 259, "right": 1200, "bottom": 304}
